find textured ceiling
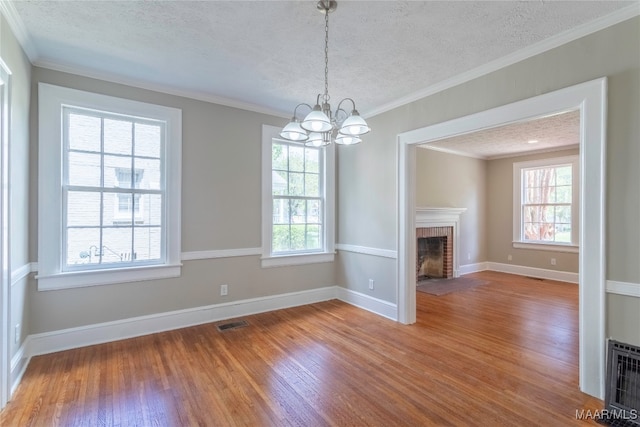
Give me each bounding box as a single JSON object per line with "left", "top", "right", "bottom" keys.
{"left": 419, "top": 110, "right": 580, "bottom": 159}
{"left": 7, "top": 0, "right": 638, "bottom": 118}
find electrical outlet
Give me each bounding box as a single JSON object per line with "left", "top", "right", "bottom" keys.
{"left": 368, "top": 279, "right": 374, "bottom": 290}
{"left": 220, "top": 284, "right": 228, "bottom": 296}
{"left": 14, "top": 324, "right": 20, "bottom": 344}
{"left": 551, "top": 258, "right": 557, "bottom": 266}
{"left": 507, "top": 254, "right": 512, "bottom": 261}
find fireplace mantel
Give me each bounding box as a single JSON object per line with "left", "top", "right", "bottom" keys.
{"left": 416, "top": 207, "right": 467, "bottom": 224}
{"left": 416, "top": 207, "right": 467, "bottom": 278}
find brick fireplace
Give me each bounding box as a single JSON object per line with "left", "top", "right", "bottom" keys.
{"left": 415, "top": 207, "right": 466, "bottom": 281}
{"left": 416, "top": 226, "right": 453, "bottom": 281}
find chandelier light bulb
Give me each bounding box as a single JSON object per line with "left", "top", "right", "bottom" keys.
{"left": 280, "top": 120, "right": 309, "bottom": 141}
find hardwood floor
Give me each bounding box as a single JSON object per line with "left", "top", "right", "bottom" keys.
{"left": 1, "top": 271, "right": 602, "bottom": 426}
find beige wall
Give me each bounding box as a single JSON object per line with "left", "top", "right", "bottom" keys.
{"left": 2, "top": 13, "right": 32, "bottom": 361}
{"left": 487, "top": 148, "right": 580, "bottom": 273}
{"left": 28, "top": 67, "right": 335, "bottom": 333}
{"left": 337, "top": 17, "right": 640, "bottom": 345}
{"left": 415, "top": 148, "right": 487, "bottom": 265}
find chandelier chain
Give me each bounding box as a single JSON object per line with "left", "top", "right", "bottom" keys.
{"left": 323, "top": 6, "right": 330, "bottom": 103}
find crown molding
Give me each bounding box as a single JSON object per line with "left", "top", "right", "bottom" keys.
{"left": 363, "top": 4, "right": 640, "bottom": 119}
{"left": 417, "top": 144, "right": 486, "bottom": 160}
{"left": 0, "top": 0, "right": 38, "bottom": 60}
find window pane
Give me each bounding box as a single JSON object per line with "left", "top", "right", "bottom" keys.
{"left": 134, "top": 158, "right": 161, "bottom": 190}
{"left": 306, "top": 225, "right": 321, "bottom": 250}
{"left": 135, "top": 123, "right": 162, "bottom": 158}
{"left": 140, "top": 194, "right": 162, "bottom": 226}
{"left": 102, "top": 227, "right": 133, "bottom": 264}
{"left": 555, "top": 185, "right": 571, "bottom": 203}
{"left": 272, "top": 225, "right": 290, "bottom": 252}
{"left": 67, "top": 191, "right": 101, "bottom": 226}
{"left": 290, "top": 225, "right": 307, "bottom": 250}
{"left": 66, "top": 227, "right": 101, "bottom": 266}
{"left": 68, "top": 152, "right": 101, "bottom": 187}
{"left": 68, "top": 113, "right": 101, "bottom": 152}
{"left": 134, "top": 227, "right": 162, "bottom": 261}
{"left": 104, "top": 118, "right": 132, "bottom": 155}
{"left": 272, "top": 171, "right": 288, "bottom": 195}
{"left": 289, "top": 172, "right": 304, "bottom": 196}
{"left": 305, "top": 149, "right": 319, "bottom": 173}
{"left": 556, "top": 166, "right": 572, "bottom": 185}
{"left": 104, "top": 156, "right": 132, "bottom": 188}
{"left": 555, "top": 224, "right": 572, "bottom": 243}
{"left": 273, "top": 199, "right": 290, "bottom": 225}
{"left": 305, "top": 173, "right": 319, "bottom": 197}
{"left": 289, "top": 146, "right": 304, "bottom": 172}
{"left": 291, "top": 199, "right": 306, "bottom": 224}
{"left": 272, "top": 143, "right": 287, "bottom": 171}
{"left": 307, "top": 200, "right": 320, "bottom": 224}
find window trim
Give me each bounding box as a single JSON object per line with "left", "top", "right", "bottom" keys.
{"left": 512, "top": 155, "right": 579, "bottom": 253}
{"left": 37, "top": 83, "right": 182, "bottom": 290}
{"left": 261, "top": 125, "right": 335, "bottom": 268}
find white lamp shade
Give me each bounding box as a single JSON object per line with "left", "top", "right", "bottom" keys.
{"left": 301, "top": 108, "right": 332, "bottom": 133}
{"left": 306, "top": 132, "right": 331, "bottom": 147}
{"left": 339, "top": 113, "right": 370, "bottom": 136}
{"left": 280, "top": 121, "right": 308, "bottom": 141}
{"left": 335, "top": 134, "right": 362, "bottom": 145}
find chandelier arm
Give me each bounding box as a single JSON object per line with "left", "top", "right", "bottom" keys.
{"left": 335, "top": 98, "right": 357, "bottom": 114}
{"left": 292, "top": 103, "right": 314, "bottom": 120}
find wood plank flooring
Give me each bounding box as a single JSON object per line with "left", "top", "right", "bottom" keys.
{"left": 1, "top": 271, "right": 603, "bottom": 426}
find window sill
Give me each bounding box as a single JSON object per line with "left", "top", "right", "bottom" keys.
{"left": 261, "top": 252, "right": 335, "bottom": 268}
{"left": 36, "top": 263, "right": 182, "bottom": 291}
{"left": 512, "top": 241, "right": 579, "bottom": 253}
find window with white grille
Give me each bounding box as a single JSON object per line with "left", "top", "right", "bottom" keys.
{"left": 38, "top": 83, "right": 182, "bottom": 290}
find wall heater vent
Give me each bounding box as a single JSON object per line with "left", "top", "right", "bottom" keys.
{"left": 603, "top": 340, "right": 640, "bottom": 426}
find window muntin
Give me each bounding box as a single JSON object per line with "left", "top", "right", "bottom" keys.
{"left": 63, "top": 107, "right": 165, "bottom": 269}
{"left": 271, "top": 142, "right": 323, "bottom": 254}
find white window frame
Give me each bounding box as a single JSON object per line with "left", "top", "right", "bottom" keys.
{"left": 37, "top": 83, "right": 182, "bottom": 290}
{"left": 512, "top": 155, "right": 579, "bottom": 253}
{"left": 261, "top": 125, "right": 335, "bottom": 267}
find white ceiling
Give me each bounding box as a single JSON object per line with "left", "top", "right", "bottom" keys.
{"left": 5, "top": 0, "right": 638, "bottom": 119}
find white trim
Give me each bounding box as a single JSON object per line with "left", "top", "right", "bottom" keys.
{"left": 336, "top": 244, "right": 397, "bottom": 259}
{"left": 512, "top": 241, "right": 579, "bottom": 253}
{"left": 335, "top": 287, "right": 397, "bottom": 321}
{"left": 487, "top": 262, "right": 578, "bottom": 284}
{"left": 0, "top": 1, "right": 39, "bottom": 61}
{"left": 417, "top": 144, "right": 485, "bottom": 160}
{"left": 27, "top": 286, "right": 337, "bottom": 357}
{"left": 260, "top": 253, "right": 335, "bottom": 268}
{"left": 363, "top": 5, "right": 639, "bottom": 118}
{"left": 487, "top": 144, "right": 580, "bottom": 161}
{"left": 397, "top": 78, "right": 607, "bottom": 399}
{"left": 606, "top": 280, "right": 640, "bottom": 298}
{"left": 10, "top": 263, "right": 31, "bottom": 286}
{"left": 35, "top": 264, "right": 182, "bottom": 291}
{"left": 9, "top": 341, "right": 29, "bottom": 395}
{"left": 459, "top": 262, "right": 488, "bottom": 276}
{"left": 181, "top": 247, "right": 262, "bottom": 261}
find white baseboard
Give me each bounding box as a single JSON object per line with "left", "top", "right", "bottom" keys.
{"left": 606, "top": 280, "right": 640, "bottom": 298}
{"left": 28, "top": 286, "right": 336, "bottom": 357}
{"left": 487, "top": 262, "right": 578, "bottom": 283}
{"left": 459, "top": 262, "right": 488, "bottom": 275}
{"left": 10, "top": 341, "right": 30, "bottom": 395}
{"left": 335, "top": 288, "right": 397, "bottom": 321}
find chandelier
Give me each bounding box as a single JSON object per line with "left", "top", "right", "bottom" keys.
{"left": 280, "top": 0, "right": 370, "bottom": 147}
